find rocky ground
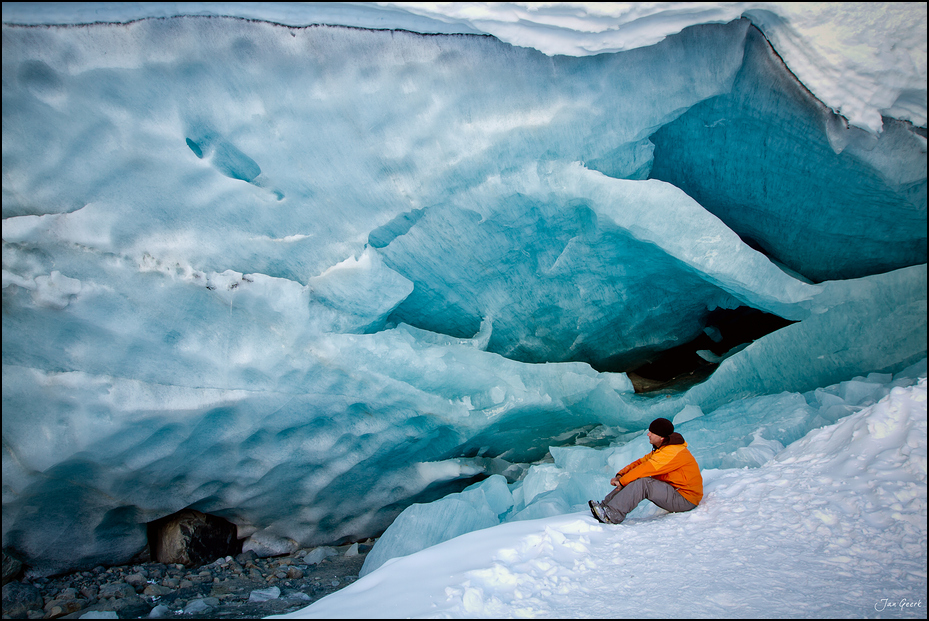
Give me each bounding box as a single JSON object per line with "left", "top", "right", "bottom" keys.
{"left": 1, "top": 541, "right": 374, "bottom": 619}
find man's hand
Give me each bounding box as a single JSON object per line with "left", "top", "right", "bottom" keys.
{"left": 610, "top": 476, "right": 622, "bottom": 487}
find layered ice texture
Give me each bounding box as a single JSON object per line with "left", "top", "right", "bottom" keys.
{"left": 2, "top": 8, "right": 926, "bottom": 577}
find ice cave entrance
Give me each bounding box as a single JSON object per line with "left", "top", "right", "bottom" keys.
{"left": 147, "top": 509, "right": 242, "bottom": 568}
{"left": 624, "top": 306, "right": 795, "bottom": 394}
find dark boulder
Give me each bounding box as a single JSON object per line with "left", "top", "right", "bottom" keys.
{"left": 1, "top": 548, "right": 24, "bottom": 586}
{"left": 1, "top": 581, "right": 43, "bottom": 618}
{"left": 148, "top": 509, "right": 240, "bottom": 567}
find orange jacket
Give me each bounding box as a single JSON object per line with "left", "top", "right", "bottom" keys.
{"left": 617, "top": 433, "right": 703, "bottom": 505}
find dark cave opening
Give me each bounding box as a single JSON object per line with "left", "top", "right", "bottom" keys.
{"left": 625, "top": 306, "right": 796, "bottom": 393}
{"left": 147, "top": 509, "right": 243, "bottom": 568}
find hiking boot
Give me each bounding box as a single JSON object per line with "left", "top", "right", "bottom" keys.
{"left": 588, "top": 500, "right": 610, "bottom": 524}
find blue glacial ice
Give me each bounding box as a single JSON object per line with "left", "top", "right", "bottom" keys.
{"left": 649, "top": 25, "right": 927, "bottom": 282}
{"left": 361, "top": 357, "right": 928, "bottom": 577}
{"left": 2, "top": 14, "right": 926, "bottom": 577}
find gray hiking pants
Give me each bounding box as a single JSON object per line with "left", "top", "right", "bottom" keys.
{"left": 601, "top": 477, "right": 697, "bottom": 524}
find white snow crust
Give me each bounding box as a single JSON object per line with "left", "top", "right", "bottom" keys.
{"left": 276, "top": 374, "right": 927, "bottom": 619}
{"left": 3, "top": 2, "right": 925, "bottom": 132}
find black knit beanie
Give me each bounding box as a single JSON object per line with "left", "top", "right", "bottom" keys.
{"left": 648, "top": 417, "right": 674, "bottom": 437}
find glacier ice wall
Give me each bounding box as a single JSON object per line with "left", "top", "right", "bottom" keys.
{"left": 2, "top": 16, "right": 926, "bottom": 577}
{"left": 649, "top": 26, "right": 927, "bottom": 282}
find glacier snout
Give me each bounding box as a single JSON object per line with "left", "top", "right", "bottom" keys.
{"left": 1, "top": 15, "right": 926, "bottom": 578}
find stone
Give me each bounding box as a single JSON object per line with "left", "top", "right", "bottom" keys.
{"left": 160, "top": 577, "right": 179, "bottom": 589}
{"left": 105, "top": 595, "right": 146, "bottom": 615}
{"left": 1, "top": 581, "right": 44, "bottom": 618}
{"left": 248, "top": 586, "right": 281, "bottom": 603}
{"left": 241, "top": 532, "right": 298, "bottom": 558}
{"left": 235, "top": 550, "right": 258, "bottom": 564}
{"left": 303, "top": 547, "right": 338, "bottom": 565}
{"left": 183, "top": 598, "right": 214, "bottom": 614}
{"left": 143, "top": 583, "right": 172, "bottom": 596}
{"left": 0, "top": 530, "right": 373, "bottom": 620}
{"left": 148, "top": 509, "right": 240, "bottom": 567}
{"left": 1, "top": 549, "right": 25, "bottom": 586}
{"left": 43, "top": 597, "right": 85, "bottom": 618}
{"left": 77, "top": 612, "right": 119, "bottom": 619}
{"left": 98, "top": 582, "right": 135, "bottom": 599}
{"left": 208, "top": 583, "right": 234, "bottom": 597}
{"left": 147, "top": 604, "right": 172, "bottom": 618}
{"left": 124, "top": 572, "right": 147, "bottom": 589}
{"left": 282, "top": 590, "right": 311, "bottom": 601}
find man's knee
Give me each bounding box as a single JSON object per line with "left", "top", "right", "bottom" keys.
{"left": 642, "top": 478, "right": 696, "bottom": 513}
{"left": 620, "top": 477, "right": 649, "bottom": 494}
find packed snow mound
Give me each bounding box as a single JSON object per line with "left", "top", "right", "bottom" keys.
{"left": 277, "top": 375, "right": 928, "bottom": 619}
{"left": 359, "top": 360, "right": 928, "bottom": 577}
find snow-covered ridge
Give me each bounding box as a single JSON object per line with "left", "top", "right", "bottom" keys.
{"left": 355, "top": 360, "right": 929, "bottom": 578}
{"left": 3, "top": 2, "right": 926, "bottom": 132}
{"left": 275, "top": 373, "right": 928, "bottom": 619}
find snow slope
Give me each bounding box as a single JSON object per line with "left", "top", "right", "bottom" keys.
{"left": 276, "top": 377, "right": 927, "bottom": 618}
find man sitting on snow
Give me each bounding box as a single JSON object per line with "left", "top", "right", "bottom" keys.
{"left": 589, "top": 417, "right": 703, "bottom": 524}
